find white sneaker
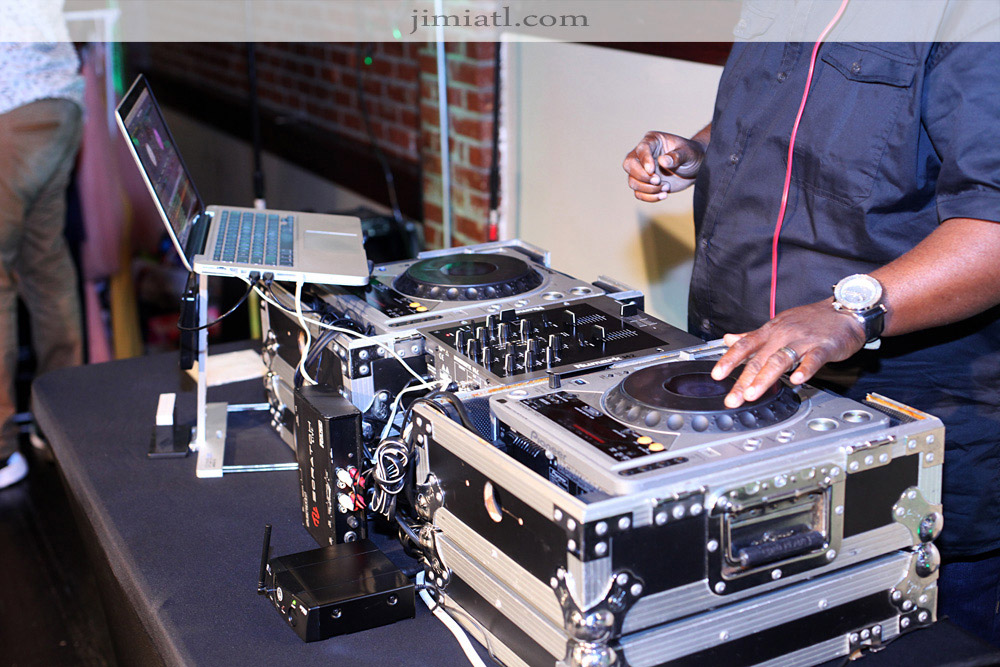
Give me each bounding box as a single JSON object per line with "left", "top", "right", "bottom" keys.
{"left": 0, "top": 451, "right": 28, "bottom": 489}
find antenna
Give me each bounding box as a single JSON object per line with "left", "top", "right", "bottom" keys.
{"left": 257, "top": 523, "right": 272, "bottom": 595}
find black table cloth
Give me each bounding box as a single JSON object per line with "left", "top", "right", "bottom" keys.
{"left": 32, "top": 346, "right": 1000, "bottom": 667}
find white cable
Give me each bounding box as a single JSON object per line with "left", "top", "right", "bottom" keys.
{"left": 415, "top": 572, "right": 488, "bottom": 667}
{"left": 293, "top": 278, "right": 317, "bottom": 385}
{"left": 252, "top": 281, "right": 427, "bottom": 385}
{"left": 379, "top": 380, "right": 443, "bottom": 441}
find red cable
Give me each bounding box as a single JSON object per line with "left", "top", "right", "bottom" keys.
{"left": 769, "top": 0, "right": 851, "bottom": 319}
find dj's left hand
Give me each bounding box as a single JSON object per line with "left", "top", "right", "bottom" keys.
{"left": 710, "top": 299, "right": 867, "bottom": 408}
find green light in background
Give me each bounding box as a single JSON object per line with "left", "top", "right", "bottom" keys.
{"left": 364, "top": 56, "right": 373, "bottom": 66}
{"left": 392, "top": 28, "right": 402, "bottom": 39}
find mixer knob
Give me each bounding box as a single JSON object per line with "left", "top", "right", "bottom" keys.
{"left": 519, "top": 319, "right": 531, "bottom": 339}
{"left": 504, "top": 353, "right": 516, "bottom": 375}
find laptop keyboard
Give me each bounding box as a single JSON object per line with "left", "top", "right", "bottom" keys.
{"left": 212, "top": 210, "right": 294, "bottom": 267}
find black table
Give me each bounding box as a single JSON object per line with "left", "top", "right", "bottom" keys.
{"left": 33, "top": 348, "right": 1000, "bottom": 667}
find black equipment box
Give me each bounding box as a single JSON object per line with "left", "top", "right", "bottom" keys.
{"left": 294, "top": 385, "right": 366, "bottom": 546}
{"left": 264, "top": 538, "right": 415, "bottom": 642}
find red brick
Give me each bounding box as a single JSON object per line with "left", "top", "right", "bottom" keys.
{"left": 422, "top": 153, "right": 442, "bottom": 177}
{"left": 395, "top": 61, "right": 419, "bottom": 81}
{"left": 453, "top": 165, "right": 489, "bottom": 191}
{"left": 451, "top": 116, "right": 492, "bottom": 142}
{"left": 449, "top": 60, "right": 493, "bottom": 88}
{"left": 466, "top": 42, "right": 497, "bottom": 61}
{"left": 455, "top": 214, "right": 486, "bottom": 241}
{"left": 418, "top": 51, "right": 439, "bottom": 74}
{"left": 423, "top": 202, "right": 443, "bottom": 225}
{"left": 466, "top": 191, "right": 491, "bottom": 217}
{"left": 466, "top": 143, "right": 495, "bottom": 170}
{"left": 420, "top": 102, "right": 439, "bottom": 128}
{"left": 423, "top": 223, "right": 442, "bottom": 249}
{"left": 464, "top": 89, "right": 494, "bottom": 114}
{"left": 399, "top": 108, "right": 419, "bottom": 130}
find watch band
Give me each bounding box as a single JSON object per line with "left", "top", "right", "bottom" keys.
{"left": 833, "top": 302, "right": 886, "bottom": 345}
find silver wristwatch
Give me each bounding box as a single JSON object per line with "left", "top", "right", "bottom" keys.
{"left": 832, "top": 274, "right": 886, "bottom": 350}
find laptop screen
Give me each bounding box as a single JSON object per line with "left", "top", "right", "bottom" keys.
{"left": 118, "top": 80, "right": 204, "bottom": 256}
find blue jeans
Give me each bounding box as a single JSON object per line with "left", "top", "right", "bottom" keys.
{"left": 939, "top": 549, "right": 1000, "bottom": 647}
{"left": 0, "top": 98, "right": 83, "bottom": 459}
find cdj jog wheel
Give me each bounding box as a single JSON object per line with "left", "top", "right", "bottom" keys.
{"left": 602, "top": 360, "right": 800, "bottom": 434}
{"left": 393, "top": 253, "right": 544, "bottom": 301}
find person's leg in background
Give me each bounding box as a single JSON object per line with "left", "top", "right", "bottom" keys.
{"left": 0, "top": 98, "right": 83, "bottom": 488}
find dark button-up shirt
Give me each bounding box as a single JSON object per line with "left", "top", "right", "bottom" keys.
{"left": 689, "top": 42, "right": 1000, "bottom": 556}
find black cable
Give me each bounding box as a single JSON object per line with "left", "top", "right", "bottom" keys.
{"left": 177, "top": 273, "right": 259, "bottom": 331}
{"left": 488, "top": 41, "right": 502, "bottom": 214}
{"left": 356, "top": 43, "right": 404, "bottom": 225}
{"left": 247, "top": 43, "right": 265, "bottom": 202}
{"left": 395, "top": 514, "right": 420, "bottom": 545}
{"left": 422, "top": 390, "right": 477, "bottom": 432}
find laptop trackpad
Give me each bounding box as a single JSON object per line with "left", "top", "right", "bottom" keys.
{"left": 304, "top": 230, "right": 362, "bottom": 255}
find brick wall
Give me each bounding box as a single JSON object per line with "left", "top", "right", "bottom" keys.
{"left": 418, "top": 42, "right": 497, "bottom": 248}
{"left": 136, "top": 41, "right": 500, "bottom": 249}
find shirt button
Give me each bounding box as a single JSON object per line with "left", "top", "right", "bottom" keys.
{"left": 777, "top": 71, "right": 787, "bottom": 82}
{"left": 851, "top": 61, "right": 862, "bottom": 74}
{"left": 699, "top": 238, "right": 709, "bottom": 251}
{"left": 701, "top": 318, "right": 712, "bottom": 331}
{"left": 729, "top": 153, "right": 740, "bottom": 165}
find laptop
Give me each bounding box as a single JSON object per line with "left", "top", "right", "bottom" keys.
{"left": 116, "top": 75, "right": 370, "bottom": 286}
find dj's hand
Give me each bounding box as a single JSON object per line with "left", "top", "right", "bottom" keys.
{"left": 710, "top": 299, "right": 867, "bottom": 408}
{"left": 623, "top": 131, "right": 705, "bottom": 202}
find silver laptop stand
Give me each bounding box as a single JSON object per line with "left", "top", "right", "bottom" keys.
{"left": 191, "top": 273, "right": 297, "bottom": 478}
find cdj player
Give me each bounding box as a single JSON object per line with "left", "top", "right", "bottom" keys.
{"left": 405, "top": 340, "right": 944, "bottom": 666}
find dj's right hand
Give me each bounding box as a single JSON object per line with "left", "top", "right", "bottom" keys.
{"left": 622, "top": 131, "right": 706, "bottom": 202}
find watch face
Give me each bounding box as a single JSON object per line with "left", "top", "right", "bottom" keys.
{"left": 834, "top": 274, "right": 882, "bottom": 311}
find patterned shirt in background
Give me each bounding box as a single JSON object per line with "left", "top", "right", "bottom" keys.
{"left": 0, "top": 0, "right": 84, "bottom": 114}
